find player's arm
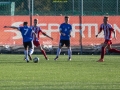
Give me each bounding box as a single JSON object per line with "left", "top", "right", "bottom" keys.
{"left": 96, "top": 28, "right": 102, "bottom": 37}
{"left": 112, "top": 29, "right": 117, "bottom": 39}
{"left": 59, "top": 26, "right": 66, "bottom": 36}
{"left": 32, "top": 31, "right": 37, "bottom": 38}
{"left": 41, "top": 31, "right": 53, "bottom": 40}
{"left": 69, "top": 25, "right": 72, "bottom": 37}
{"left": 59, "top": 24, "right": 66, "bottom": 36}
{"left": 112, "top": 30, "right": 116, "bottom": 39}
{"left": 69, "top": 31, "right": 72, "bottom": 37}
{"left": 110, "top": 26, "right": 116, "bottom": 39}
{"left": 4, "top": 26, "right": 18, "bottom": 29}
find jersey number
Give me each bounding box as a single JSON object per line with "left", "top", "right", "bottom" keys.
{"left": 24, "top": 29, "right": 28, "bottom": 35}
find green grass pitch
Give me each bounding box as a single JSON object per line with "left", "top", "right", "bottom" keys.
{"left": 0, "top": 54, "right": 120, "bottom": 90}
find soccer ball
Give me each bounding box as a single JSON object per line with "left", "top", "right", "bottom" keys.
{"left": 33, "top": 57, "right": 39, "bottom": 63}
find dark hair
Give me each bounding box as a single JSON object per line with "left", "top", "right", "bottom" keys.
{"left": 34, "top": 19, "right": 38, "bottom": 21}
{"left": 65, "top": 16, "right": 69, "bottom": 18}
{"left": 104, "top": 16, "right": 109, "bottom": 19}
{"left": 23, "top": 22, "right": 28, "bottom": 25}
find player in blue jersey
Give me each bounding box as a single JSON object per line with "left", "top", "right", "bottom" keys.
{"left": 4, "top": 22, "right": 36, "bottom": 63}
{"left": 54, "top": 16, "right": 72, "bottom": 61}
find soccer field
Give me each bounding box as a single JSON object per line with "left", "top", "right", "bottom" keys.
{"left": 0, "top": 54, "right": 120, "bottom": 90}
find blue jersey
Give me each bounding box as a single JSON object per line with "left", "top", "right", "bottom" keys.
{"left": 59, "top": 23, "right": 72, "bottom": 40}
{"left": 18, "top": 26, "right": 33, "bottom": 42}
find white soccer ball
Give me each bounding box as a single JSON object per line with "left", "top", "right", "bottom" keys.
{"left": 33, "top": 57, "right": 39, "bottom": 63}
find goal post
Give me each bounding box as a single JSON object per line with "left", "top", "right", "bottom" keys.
{"left": 11, "top": 2, "right": 15, "bottom": 16}
{"left": 0, "top": 2, "right": 15, "bottom": 16}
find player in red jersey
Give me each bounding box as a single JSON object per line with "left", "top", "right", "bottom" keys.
{"left": 32, "top": 19, "right": 53, "bottom": 60}
{"left": 96, "top": 16, "right": 120, "bottom": 62}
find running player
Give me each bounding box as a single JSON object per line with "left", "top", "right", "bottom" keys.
{"left": 96, "top": 16, "right": 120, "bottom": 62}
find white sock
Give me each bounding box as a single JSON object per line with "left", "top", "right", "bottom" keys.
{"left": 24, "top": 50, "right": 28, "bottom": 61}
{"left": 29, "top": 48, "right": 34, "bottom": 55}
{"left": 56, "top": 48, "right": 61, "bottom": 57}
{"left": 68, "top": 48, "right": 72, "bottom": 58}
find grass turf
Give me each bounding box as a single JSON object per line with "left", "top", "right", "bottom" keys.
{"left": 0, "top": 54, "right": 120, "bottom": 90}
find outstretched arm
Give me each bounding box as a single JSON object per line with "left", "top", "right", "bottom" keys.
{"left": 42, "top": 32, "right": 53, "bottom": 40}
{"left": 4, "top": 26, "right": 18, "bottom": 29}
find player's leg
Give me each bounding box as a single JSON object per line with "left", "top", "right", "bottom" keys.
{"left": 28, "top": 41, "right": 34, "bottom": 55}
{"left": 28, "top": 48, "right": 34, "bottom": 60}
{"left": 65, "top": 40, "right": 72, "bottom": 61}
{"left": 54, "top": 46, "right": 62, "bottom": 60}
{"left": 23, "top": 42, "right": 29, "bottom": 62}
{"left": 33, "top": 41, "right": 48, "bottom": 60}
{"left": 67, "top": 47, "right": 72, "bottom": 61}
{"left": 97, "top": 42, "right": 108, "bottom": 62}
{"left": 54, "top": 40, "right": 63, "bottom": 60}
{"left": 38, "top": 45, "right": 49, "bottom": 60}
{"left": 28, "top": 41, "right": 34, "bottom": 60}
{"left": 109, "top": 48, "right": 120, "bottom": 53}
{"left": 108, "top": 41, "right": 120, "bottom": 53}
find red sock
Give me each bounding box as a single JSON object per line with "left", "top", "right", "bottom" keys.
{"left": 109, "top": 48, "right": 120, "bottom": 53}
{"left": 41, "top": 50, "right": 47, "bottom": 58}
{"left": 101, "top": 47, "right": 105, "bottom": 59}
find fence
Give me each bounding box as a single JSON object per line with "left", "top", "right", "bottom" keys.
{"left": 0, "top": 0, "right": 120, "bottom": 54}
{"left": 0, "top": 0, "right": 120, "bottom": 16}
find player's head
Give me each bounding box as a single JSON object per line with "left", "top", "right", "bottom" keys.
{"left": 103, "top": 16, "right": 109, "bottom": 24}
{"left": 34, "top": 19, "right": 38, "bottom": 26}
{"left": 64, "top": 16, "right": 69, "bottom": 23}
{"left": 23, "top": 22, "right": 28, "bottom": 26}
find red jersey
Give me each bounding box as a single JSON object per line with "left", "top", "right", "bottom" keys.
{"left": 100, "top": 23, "right": 114, "bottom": 40}
{"left": 31, "top": 26, "right": 42, "bottom": 41}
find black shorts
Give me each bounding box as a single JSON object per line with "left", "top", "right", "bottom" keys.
{"left": 23, "top": 41, "right": 33, "bottom": 49}
{"left": 59, "top": 40, "right": 70, "bottom": 47}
